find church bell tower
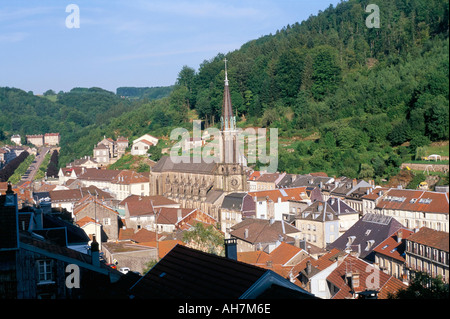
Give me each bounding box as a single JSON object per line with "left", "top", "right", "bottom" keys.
{"left": 218, "top": 59, "right": 247, "bottom": 192}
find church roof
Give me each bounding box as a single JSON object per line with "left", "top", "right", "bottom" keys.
{"left": 151, "top": 156, "right": 217, "bottom": 174}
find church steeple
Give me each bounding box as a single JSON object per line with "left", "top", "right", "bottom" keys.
{"left": 221, "top": 58, "right": 235, "bottom": 132}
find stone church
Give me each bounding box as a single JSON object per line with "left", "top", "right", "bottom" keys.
{"left": 149, "top": 60, "right": 248, "bottom": 221}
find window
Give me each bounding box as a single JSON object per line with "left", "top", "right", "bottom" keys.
{"left": 37, "top": 260, "right": 53, "bottom": 283}
{"left": 103, "top": 218, "right": 111, "bottom": 226}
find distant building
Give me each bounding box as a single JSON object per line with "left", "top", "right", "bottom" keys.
{"left": 365, "top": 188, "right": 449, "bottom": 232}
{"left": 11, "top": 134, "right": 21, "bottom": 146}
{"left": 249, "top": 187, "right": 316, "bottom": 222}
{"left": 131, "top": 139, "right": 154, "bottom": 156}
{"left": 220, "top": 192, "right": 255, "bottom": 234}
{"left": 230, "top": 218, "right": 302, "bottom": 253}
{"left": 44, "top": 133, "right": 60, "bottom": 146}
{"left": 26, "top": 134, "right": 44, "bottom": 147}
{"left": 93, "top": 136, "right": 129, "bottom": 166}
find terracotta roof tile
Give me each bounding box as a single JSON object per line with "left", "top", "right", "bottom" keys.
{"left": 407, "top": 227, "right": 449, "bottom": 252}
{"left": 373, "top": 228, "right": 414, "bottom": 262}
{"left": 327, "top": 255, "right": 407, "bottom": 299}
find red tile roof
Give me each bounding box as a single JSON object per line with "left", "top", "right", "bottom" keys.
{"left": 373, "top": 228, "right": 414, "bottom": 262}
{"left": 375, "top": 189, "right": 449, "bottom": 214}
{"left": 248, "top": 187, "right": 308, "bottom": 203}
{"left": 327, "top": 255, "right": 407, "bottom": 299}
{"left": 407, "top": 227, "right": 449, "bottom": 252}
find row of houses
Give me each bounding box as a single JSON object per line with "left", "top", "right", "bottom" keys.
{"left": 246, "top": 171, "right": 449, "bottom": 232}
{"left": 58, "top": 167, "right": 150, "bottom": 202}
{"left": 0, "top": 145, "right": 28, "bottom": 168}
{"left": 25, "top": 133, "right": 60, "bottom": 147}
{"left": 66, "top": 134, "right": 159, "bottom": 169}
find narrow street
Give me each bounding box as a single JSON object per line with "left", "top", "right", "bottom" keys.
{"left": 21, "top": 147, "right": 50, "bottom": 181}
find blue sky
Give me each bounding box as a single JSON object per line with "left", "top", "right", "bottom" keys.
{"left": 0, "top": 0, "right": 341, "bottom": 95}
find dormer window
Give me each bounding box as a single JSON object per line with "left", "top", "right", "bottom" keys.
{"left": 365, "top": 240, "right": 375, "bottom": 251}
{"left": 347, "top": 236, "right": 356, "bottom": 246}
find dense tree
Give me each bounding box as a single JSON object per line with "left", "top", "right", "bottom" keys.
{"left": 389, "top": 271, "right": 449, "bottom": 299}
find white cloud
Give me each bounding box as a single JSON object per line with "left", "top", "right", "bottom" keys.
{"left": 0, "top": 32, "right": 28, "bottom": 43}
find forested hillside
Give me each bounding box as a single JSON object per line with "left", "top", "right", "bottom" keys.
{"left": 171, "top": 0, "right": 449, "bottom": 180}
{"left": 1, "top": 0, "right": 448, "bottom": 181}
{"left": 116, "top": 86, "right": 174, "bottom": 100}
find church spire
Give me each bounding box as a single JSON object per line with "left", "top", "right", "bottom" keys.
{"left": 224, "top": 58, "right": 229, "bottom": 86}
{"left": 221, "top": 58, "right": 235, "bottom": 131}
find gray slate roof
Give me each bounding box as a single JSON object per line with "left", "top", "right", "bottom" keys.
{"left": 151, "top": 155, "right": 218, "bottom": 174}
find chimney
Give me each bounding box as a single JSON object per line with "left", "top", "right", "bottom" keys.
{"left": 349, "top": 272, "right": 360, "bottom": 290}
{"left": 306, "top": 260, "right": 312, "bottom": 275}
{"left": 177, "top": 209, "right": 182, "bottom": 222}
{"left": 397, "top": 230, "right": 403, "bottom": 243}
{"left": 266, "top": 260, "right": 273, "bottom": 268}
{"left": 224, "top": 238, "right": 237, "bottom": 260}
{"left": 244, "top": 228, "right": 249, "bottom": 239}
{"left": 1, "top": 183, "right": 19, "bottom": 250}
{"left": 91, "top": 235, "right": 100, "bottom": 267}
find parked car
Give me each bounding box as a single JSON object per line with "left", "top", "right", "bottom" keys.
{"left": 119, "top": 267, "right": 130, "bottom": 274}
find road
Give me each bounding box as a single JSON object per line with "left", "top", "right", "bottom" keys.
{"left": 21, "top": 147, "right": 50, "bottom": 182}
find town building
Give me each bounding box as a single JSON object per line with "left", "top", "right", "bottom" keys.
{"left": 295, "top": 201, "right": 341, "bottom": 249}
{"left": 220, "top": 192, "right": 255, "bottom": 235}
{"left": 26, "top": 134, "right": 44, "bottom": 147}
{"left": 73, "top": 195, "right": 122, "bottom": 243}
{"left": 76, "top": 168, "right": 149, "bottom": 201}
{"left": 249, "top": 187, "right": 320, "bottom": 222}
{"left": 248, "top": 172, "right": 286, "bottom": 191}
{"left": 44, "top": 133, "right": 60, "bottom": 146}
{"left": 230, "top": 218, "right": 302, "bottom": 253}
{"left": 373, "top": 228, "right": 414, "bottom": 281}
{"left": 326, "top": 254, "right": 408, "bottom": 299}
{"left": 405, "top": 227, "right": 449, "bottom": 283}
{"left": 368, "top": 188, "right": 449, "bottom": 232}
{"left": 11, "top": 134, "right": 21, "bottom": 146}
{"left": 0, "top": 185, "right": 123, "bottom": 299}
{"left": 327, "top": 213, "right": 405, "bottom": 263}
{"left": 48, "top": 186, "right": 114, "bottom": 214}
{"left": 93, "top": 136, "right": 129, "bottom": 166}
